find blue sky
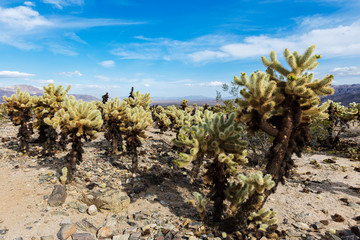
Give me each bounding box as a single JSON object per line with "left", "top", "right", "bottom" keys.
{"left": 0, "top": 0, "right": 359, "bottom": 98}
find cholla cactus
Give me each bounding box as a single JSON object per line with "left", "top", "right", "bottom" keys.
{"left": 180, "top": 99, "right": 189, "bottom": 110}
{"left": 102, "top": 97, "right": 126, "bottom": 154}
{"left": 193, "top": 192, "right": 208, "bottom": 221}
{"left": 172, "top": 112, "right": 248, "bottom": 222}
{"left": 152, "top": 106, "right": 172, "bottom": 133}
{"left": 44, "top": 96, "right": 103, "bottom": 182}
{"left": 3, "top": 89, "right": 35, "bottom": 152}
{"left": 124, "top": 90, "right": 152, "bottom": 109}
{"left": 121, "top": 105, "right": 153, "bottom": 172}
{"left": 33, "top": 83, "right": 70, "bottom": 155}
{"left": 226, "top": 45, "right": 334, "bottom": 230}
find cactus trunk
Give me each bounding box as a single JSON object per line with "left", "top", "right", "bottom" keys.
{"left": 66, "top": 133, "right": 83, "bottom": 183}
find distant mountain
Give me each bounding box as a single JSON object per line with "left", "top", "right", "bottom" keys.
{"left": 322, "top": 84, "right": 360, "bottom": 105}
{"left": 0, "top": 85, "right": 100, "bottom": 102}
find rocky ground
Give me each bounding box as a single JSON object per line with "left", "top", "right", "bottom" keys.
{"left": 0, "top": 120, "right": 359, "bottom": 240}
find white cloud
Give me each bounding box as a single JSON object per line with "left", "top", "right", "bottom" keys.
{"left": 111, "top": 20, "right": 360, "bottom": 63}
{"left": 0, "top": 6, "right": 52, "bottom": 30}
{"left": 33, "top": 79, "right": 55, "bottom": 84}
{"left": 41, "top": 0, "right": 84, "bottom": 9}
{"left": 99, "top": 60, "right": 115, "bottom": 68}
{"left": 24, "top": 1, "right": 35, "bottom": 6}
{"left": 331, "top": 66, "right": 360, "bottom": 76}
{"left": 58, "top": 70, "right": 83, "bottom": 77}
{"left": 0, "top": 70, "right": 35, "bottom": 78}
{"left": 144, "top": 83, "right": 150, "bottom": 87}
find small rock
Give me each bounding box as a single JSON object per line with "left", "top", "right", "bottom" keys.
{"left": 320, "top": 220, "right": 329, "bottom": 225}
{"left": 40, "top": 236, "right": 54, "bottom": 240}
{"left": 48, "top": 185, "right": 67, "bottom": 207}
{"left": 75, "top": 219, "right": 98, "bottom": 234}
{"left": 292, "top": 222, "right": 310, "bottom": 230}
{"left": 104, "top": 214, "right": 117, "bottom": 227}
{"left": 88, "top": 205, "right": 98, "bottom": 216}
{"left": 97, "top": 190, "right": 130, "bottom": 213}
{"left": 332, "top": 214, "right": 345, "bottom": 222}
{"left": 0, "top": 229, "right": 8, "bottom": 235}
{"left": 97, "top": 226, "right": 113, "bottom": 239}
{"left": 57, "top": 224, "right": 76, "bottom": 240}
{"left": 133, "top": 213, "right": 144, "bottom": 221}
{"left": 350, "top": 226, "right": 360, "bottom": 237}
{"left": 78, "top": 204, "right": 88, "bottom": 213}
{"left": 112, "top": 234, "right": 130, "bottom": 240}
{"left": 124, "top": 227, "right": 137, "bottom": 234}
{"left": 71, "top": 233, "right": 95, "bottom": 240}
{"left": 129, "top": 232, "right": 141, "bottom": 240}
{"left": 312, "top": 222, "right": 324, "bottom": 230}
{"left": 341, "top": 235, "right": 358, "bottom": 240}
{"left": 188, "top": 222, "right": 202, "bottom": 229}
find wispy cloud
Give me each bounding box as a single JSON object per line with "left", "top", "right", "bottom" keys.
{"left": 185, "top": 81, "right": 224, "bottom": 87}
{"left": 58, "top": 70, "right": 83, "bottom": 77}
{"left": 64, "top": 32, "right": 87, "bottom": 44}
{"left": 41, "top": 0, "right": 84, "bottom": 9}
{"left": 48, "top": 43, "right": 78, "bottom": 56}
{"left": 0, "top": 4, "right": 144, "bottom": 52}
{"left": 331, "top": 66, "right": 360, "bottom": 76}
{"left": 0, "top": 70, "right": 35, "bottom": 78}
{"left": 99, "top": 60, "right": 115, "bottom": 68}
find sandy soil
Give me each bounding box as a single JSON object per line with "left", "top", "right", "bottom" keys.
{"left": 0, "top": 121, "right": 359, "bottom": 239}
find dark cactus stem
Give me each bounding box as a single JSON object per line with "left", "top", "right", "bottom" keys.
{"left": 102, "top": 92, "right": 109, "bottom": 104}
{"left": 66, "top": 133, "right": 83, "bottom": 183}
{"left": 41, "top": 125, "right": 58, "bottom": 156}
{"left": 105, "top": 124, "right": 123, "bottom": 154}
{"left": 126, "top": 134, "right": 141, "bottom": 172}
{"left": 208, "top": 160, "right": 228, "bottom": 223}
{"left": 18, "top": 122, "right": 33, "bottom": 153}
{"left": 190, "top": 155, "right": 203, "bottom": 179}
{"left": 129, "top": 87, "right": 135, "bottom": 99}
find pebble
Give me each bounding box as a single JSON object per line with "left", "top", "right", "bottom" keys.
{"left": 112, "top": 234, "right": 130, "bottom": 240}
{"left": 129, "top": 232, "right": 141, "bottom": 240}
{"left": 48, "top": 185, "right": 67, "bottom": 207}
{"left": 88, "top": 205, "right": 98, "bottom": 215}
{"left": 78, "top": 203, "right": 88, "bottom": 213}
{"left": 71, "top": 233, "right": 95, "bottom": 240}
{"left": 292, "top": 222, "right": 310, "bottom": 230}
{"left": 124, "top": 226, "right": 138, "bottom": 234}
{"left": 332, "top": 214, "right": 345, "bottom": 222}
{"left": 97, "top": 226, "right": 113, "bottom": 238}
{"left": 40, "top": 236, "right": 54, "bottom": 240}
{"left": 57, "top": 224, "right": 76, "bottom": 240}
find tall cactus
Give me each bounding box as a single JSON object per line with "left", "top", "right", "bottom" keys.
{"left": 3, "top": 89, "right": 35, "bottom": 153}
{"left": 33, "top": 83, "right": 70, "bottom": 156}
{"left": 121, "top": 91, "right": 153, "bottom": 172}
{"left": 44, "top": 96, "right": 103, "bottom": 182}
{"left": 228, "top": 45, "right": 334, "bottom": 230}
